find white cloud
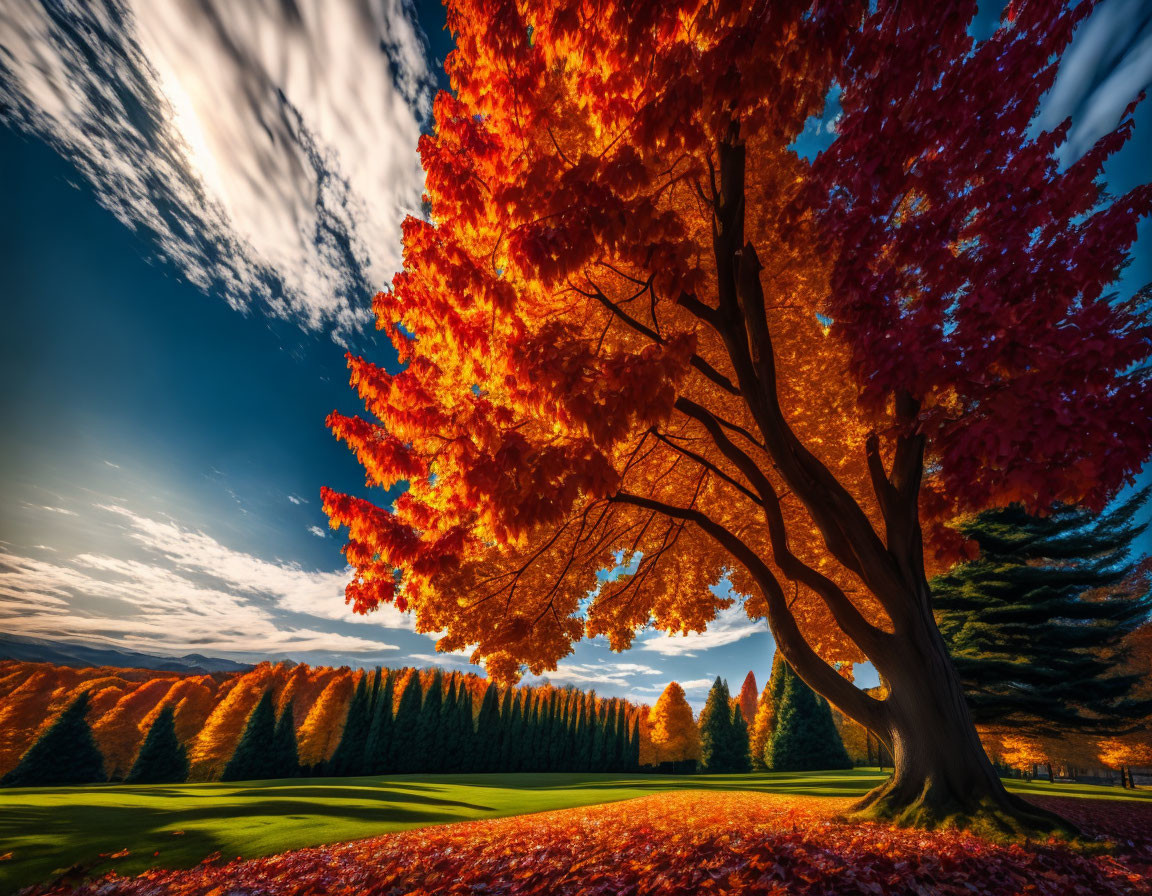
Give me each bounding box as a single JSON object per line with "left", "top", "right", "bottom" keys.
{"left": 1037, "top": 0, "right": 1152, "bottom": 164}
{"left": 0, "top": 0, "right": 434, "bottom": 339}
{"left": 307, "top": 525, "right": 326, "bottom": 538}
{"left": 288, "top": 494, "right": 307, "bottom": 505}
{"left": 0, "top": 499, "right": 431, "bottom": 660}
{"left": 33, "top": 505, "right": 77, "bottom": 516}
{"left": 0, "top": 548, "right": 397, "bottom": 656}
{"left": 95, "top": 503, "right": 418, "bottom": 632}
{"left": 638, "top": 604, "right": 765, "bottom": 657}
{"left": 530, "top": 661, "right": 664, "bottom": 689}
{"left": 408, "top": 649, "right": 475, "bottom": 668}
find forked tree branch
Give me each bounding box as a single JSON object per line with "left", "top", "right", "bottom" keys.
{"left": 676, "top": 396, "right": 893, "bottom": 656}
{"left": 609, "top": 489, "right": 888, "bottom": 731}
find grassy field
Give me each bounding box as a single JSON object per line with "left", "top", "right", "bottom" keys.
{"left": 1, "top": 769, "right": 1148, "bottom": 893}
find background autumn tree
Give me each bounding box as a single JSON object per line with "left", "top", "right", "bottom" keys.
{"left": 749, "top": 654, "right": 786, "bottom": 771}
{"left": 737, "top": 672, "right": 758, "bottom": 726}
{"left": 323, "top": 0, "right": 1152, "bottom": 830}
{"left": 297, "top": 670, "right": 355, "bottom": 771}
{"left": 646, "top": 681, "right": 700, "bottom": 770}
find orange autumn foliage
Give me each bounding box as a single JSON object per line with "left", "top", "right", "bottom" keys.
{"left": 321, "top": 0, "right": 1151, "bottom": 706}
{"left": 297, "top": 670, "right": 356, "bottom": 768}
{"left": 189, "top": 664, "right": 284, "bottom": 780}
{"left": 737, "top": 672, "right": 758, "bottom": 726}
{"left": 1096, "top": 623, "right": 1152, "bottom": 770}
{"left": 646, "top": 682, "right": 700, "bottom": 766}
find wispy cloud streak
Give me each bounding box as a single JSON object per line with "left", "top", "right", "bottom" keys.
{"left": 0, "top": 0, "right": 434, "bottom": 340}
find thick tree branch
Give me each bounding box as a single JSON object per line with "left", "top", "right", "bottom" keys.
{"left": 676, "top": 397, "right": 892, "bottom": 656}
{"left": 609, "top": 489, "right": 888, "bottom": 732}
{"left": 708, "top": 138, "right": 912, "bottom": 612}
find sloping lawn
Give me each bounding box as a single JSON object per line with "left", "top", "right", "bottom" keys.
{"left": 1, "top": 769, "right": 1147, "bottom": 893}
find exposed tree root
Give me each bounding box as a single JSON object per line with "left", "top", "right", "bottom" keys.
{"left": 841, "top": 775, "right": 1080, "bottom": 841}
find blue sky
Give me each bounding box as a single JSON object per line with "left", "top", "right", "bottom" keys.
{"left": 0, "top": 0, "right": 1149, "bottom": 710}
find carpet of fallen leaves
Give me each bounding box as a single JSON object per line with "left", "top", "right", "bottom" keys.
{"left": 22, "top": 792, "right": 1152, "bottom": 896}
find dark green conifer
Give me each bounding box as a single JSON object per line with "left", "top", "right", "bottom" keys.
{"left": 548, "top": 692, "right": 567, "bottom": 770}
{"left": 528, "top": 693, "right": 546, "bottom": 771}
{"left": 699, "top": 678, "right": 735, "bottom": 772}
{"left": 730, "top": 700, "right": 751, "bottom": 772}
{"left": 391, "top": 670, "right": 424, "bottom": 773}
{"left": 574, "top": 697, "right": 592, "bottom": 771}
{"left": 126, "top": 704, "right": 188, "bottom": 784}
{"left": 934, "top": 493, "right": 1152, "bottom": 733}
{"left": 272, "top": 704, "right": 300, "bottom": 779}
{"left": 591, "top": 702, "right": 608, "bottom": 771}
{"left": 498, "top": 688, "right": 516, "bottom": 770}
{"left": 221, "top": 690, "right": 279, "bottom": 782}
{"left": 474, "top": 682, "right": 501, "bottom": 771}
{"left": 613, "top": 701, "right": 629, "bottom": 771}
{"left": 364, "top": 669, "right": 395, "bottom": 774}
{"left": 438, "top": 675, "right": 460, "bottom": 772}
{"left": 454, "top": 681, "right": 475, "bottom": 771}
{"left": 416, "top": 670, "right": 445, "bottom": 773}
{"left": 3, "top": 691, "right": 107, "bottom": 787}
{"left": 327, "top": 675, "right": 372, "bottom": 776}
{"left": 765, "top": 662, "right": 852, "bottom": 771}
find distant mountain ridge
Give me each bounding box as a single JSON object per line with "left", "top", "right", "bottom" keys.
{"left": 0, "top": 633, "right": 253, "bottom": 674}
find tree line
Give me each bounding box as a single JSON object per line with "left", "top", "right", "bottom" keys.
{"left": 1, "top": 666, "right": 642, "bottom": 786}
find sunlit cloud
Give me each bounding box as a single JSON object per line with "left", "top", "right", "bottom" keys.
{"left": 0, "top": 500, "right": 426, "bottom": 660}
{"left": 530, "top": 661, "right": 664, "bottom": 689}
{"left": 0, "top": 0, "right": 435, "bottom": 341}
{"left": 95, "top": 503, "right": 417, "bottom": 631}
{"left": 1038, "top": 0, "right": 1152, "bottom": 164}
{"left": 0, "top": 548, "right": 398, "bottom": 656}
{"left": 638, "top": 604, "right": 765, "bottom": 657}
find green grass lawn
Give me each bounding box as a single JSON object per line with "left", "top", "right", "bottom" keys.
{"left": 1, "top": 769, "right": 1148, "bottom": 893}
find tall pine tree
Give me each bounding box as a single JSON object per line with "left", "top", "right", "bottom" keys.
{"left": 271, "top": 704, "right": 300, "bottom": 779}
{"left": 453, "top": 680, "right": 475, "bottom": 771}
{"left": 765, "top": 662, "right": 852, "bottom": 772}
{"left": 221, "top": 690, "right": 279, "bottom": 782}
{"left": 416, "top": 670, "right": 445, "bottom": 773}
{"left": 934, "top": 493, "right": 1152, "bottom": 734}
{"left": 3, "top": 691, "right": 106, "bottom": 787}
{"left": 474, "top": 683, "right": 501, "bottom": 772}
{"left": 730, "top": 700, "right": 751, "bottom": 773}
{"left": 391, "top": 671, "right": 424, "bottom": 773}
{"left": 699, "top": 678, "right": 737, "bottom": 772}
{"left": 127, "top": 705, "right": 189, "bottom": 784}
{"left": 364, "top": 669, "right": 395, "bottom": 774}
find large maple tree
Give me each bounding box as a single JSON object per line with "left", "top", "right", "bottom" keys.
{"left": 324, "top": 0, "right": 1152, "bottom": 829}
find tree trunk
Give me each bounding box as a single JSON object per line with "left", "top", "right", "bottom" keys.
{"left": 843, "top": 588, "right": 1074, "bottom": 836}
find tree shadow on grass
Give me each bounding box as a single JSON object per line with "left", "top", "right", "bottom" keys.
{"left": 0, "top": 798, "right": 472, "bottom": 893}
{"left": 225, "top": 786, "right": 491, "bottom": 811}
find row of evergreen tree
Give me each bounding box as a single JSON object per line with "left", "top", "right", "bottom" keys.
{"left": 224, "top": 668, "right": 642, "bottom": 781}
{"left": 2, "top": 668, "right": 643, "bottom": 786}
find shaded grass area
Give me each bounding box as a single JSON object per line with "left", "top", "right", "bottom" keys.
{"left": 0, "top": 769, "right": 1147, "bottom": 893}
